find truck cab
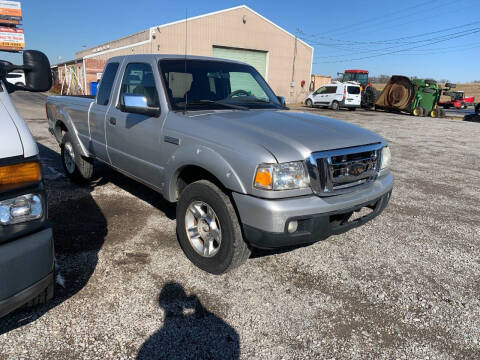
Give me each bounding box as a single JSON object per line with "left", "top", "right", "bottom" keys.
{"left": 0, "top": 50, "right": 54, "bottom": 318}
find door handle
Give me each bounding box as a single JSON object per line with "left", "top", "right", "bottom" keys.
{"left": 109, "top": 117, "right": 116, "bottom": 125}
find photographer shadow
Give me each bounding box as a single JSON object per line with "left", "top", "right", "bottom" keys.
{"left": 137, "top": 282, "right": 240, "bottom": 360}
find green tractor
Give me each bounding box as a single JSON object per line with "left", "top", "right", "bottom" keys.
{"left": 375, "top": 76, "right": 445, "bottom": 118}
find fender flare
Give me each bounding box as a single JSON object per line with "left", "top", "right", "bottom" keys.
{"left": 53, "top": 108, "right": 90, "bottom": 157}
{"left": 163, "top": 145, "right": 248, "bottom": 202}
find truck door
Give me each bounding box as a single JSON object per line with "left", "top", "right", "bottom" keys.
{"left": 89, "top": 61, "right": 120, "bottom": 162}
{"left": 105, "top": 61, "right": 165, "bottom": 188}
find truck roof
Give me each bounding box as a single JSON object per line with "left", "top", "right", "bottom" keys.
{"left": 108, "top": 54, "right": 249, "bottom": 66}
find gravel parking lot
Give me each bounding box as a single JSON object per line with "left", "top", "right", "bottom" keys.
{"left": 1, "top": 93, "right": 479, "bottom": 359}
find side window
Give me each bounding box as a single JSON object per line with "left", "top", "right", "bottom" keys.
{"left": 96, "top": 62, "right": 119, "bottom": 106}
{"left": 120, "top": 63, "right": 159, "bottom": 107}
{"left": 326, "top": 86, "right": 337, "bottom": 94}
{"left": 314, "top": 87, "right": 326, "bottom": 95}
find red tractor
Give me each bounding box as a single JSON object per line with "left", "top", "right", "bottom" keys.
{"left": 439, "top": 83, "right": 475, "bottom": 109}
{"left": 340, "top": 70, "right": 379, "bottom": 109}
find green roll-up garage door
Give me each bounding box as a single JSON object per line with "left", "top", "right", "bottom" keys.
{"left": 212, "top": 46, "right": 267, "bottom": 78}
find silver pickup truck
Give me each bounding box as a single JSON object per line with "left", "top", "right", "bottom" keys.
{"left": 46, "top": 54, "right": 393, "bottom": 274}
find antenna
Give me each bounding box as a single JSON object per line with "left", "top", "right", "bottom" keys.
{"left": 184, "top": 8, "right": 188, "bottom": 114}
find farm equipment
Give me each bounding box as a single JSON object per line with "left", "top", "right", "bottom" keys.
{"left": 375, "top": 76, "right": 445, "bottom": 118}
{"left": 340, "top": 69, "right": 378, "bottom": 109}
{"left": 439, "top": 83, "right": 475, "bottom": 109}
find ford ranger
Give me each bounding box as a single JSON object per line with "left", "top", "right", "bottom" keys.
{"left": 0, "top": 50, "right": 54, "bottom": 318}
{"left": 46, "top": 54, "right": 393, "bottom": 274}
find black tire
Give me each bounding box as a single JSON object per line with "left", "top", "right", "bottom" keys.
{"left": 331, "top": 101, "right": 340, "bottom": 111}
{"left": 176, "top": 180, "right": 251, "bottom": 274}
{"left": 413, "top": 107, "right": 422, "bottom": 116}
{"left": 305, "top": 99, "right": 313, "bottom": 108}
{"left": 475, "top": 103, "right": 480, "bottom": 115}
{"left": 439, "top": 109, "right": 446, "bottom": 117}
{"left": 14, "top": 82, "right": 24, "bottom": 87}
{"left": 361, "top": 86, "right": 378, "bottom": 109}
{"left": 61, "top": 132, "right": 94, "bottom": 183}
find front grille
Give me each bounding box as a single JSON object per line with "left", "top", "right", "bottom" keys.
{"left": 306, "top": 143, "right": 382, "bottom": 196}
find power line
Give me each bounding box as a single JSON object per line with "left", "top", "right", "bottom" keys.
{"left": 316, "top": 27, "right": 480, "bottom": 63}
{"left": 308, "top": 27, "right": 480, "bottom": 59}
{"left": 320, "top": 0, "right": 440, "bottom": 35}
{"left": 299, "top": 20, "right": 480, "bottom": 45}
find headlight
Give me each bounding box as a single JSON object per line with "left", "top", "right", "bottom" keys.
{"left": 0, "top": 194, "right": 43, "bottom": 225}
{"left": 380, "top": 146, "right": 391, "bottom": 170}
{"left": 254, "top": 161, "right": 309, "bottom": 190}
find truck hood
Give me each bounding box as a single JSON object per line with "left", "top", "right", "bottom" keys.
{"left": 0, "top": 104, "right": 23, "bottom": 158}
{"left": 189, "top": 110, "right": 384, "bottom": 162}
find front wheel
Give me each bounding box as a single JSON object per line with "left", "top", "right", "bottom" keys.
{"left": 331, "top": 101, "right": 340, "bottom": 111}
{"left": 305, "top": 99, "right": 313, "bottom": 107}
{"left": 61, "top": 132, "right": 94, "bottom": 183}
{"left": 176, "top": 180, "right": 251, "bottom": 274}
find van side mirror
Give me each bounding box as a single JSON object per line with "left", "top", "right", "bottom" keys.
{"left": 120, "top": 94, "right": 160, "bottom": 117}
{"left": 0, "top": 50, "right": 52, "bottom": 93}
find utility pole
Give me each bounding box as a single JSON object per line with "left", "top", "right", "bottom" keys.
{"left": 290, "top": 29, "right": 298, "bottom": 102}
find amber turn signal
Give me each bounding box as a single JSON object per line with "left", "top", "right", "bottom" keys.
{"left": 0, "top": 162, "right": 41, "bottom": 188}
{"left": 254, "top": 166, "right": 272, "bottom": 190}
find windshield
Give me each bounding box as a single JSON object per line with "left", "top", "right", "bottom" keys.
{"left": 159, "top": 59, "right": 282, "bottom": 110}
{"left": 343, "top": 73, "right": 368, "bottom": 86}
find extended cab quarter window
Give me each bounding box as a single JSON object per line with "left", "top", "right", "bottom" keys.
{"left": 96, "top": 62, "right": 119, "bottom": 106}
{"left": 120, "top": 63, "right": 159, "bottom": 108}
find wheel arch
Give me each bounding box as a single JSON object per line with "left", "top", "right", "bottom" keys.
{"left": 52, "top": 109, "right": 90, "bottom": 157}
{"left": 164, "top": 146, "right": 248, "bottom": 202}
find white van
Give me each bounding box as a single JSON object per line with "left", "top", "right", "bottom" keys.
{"left": 305, "top": 82, "right": 361, "bottom": 111}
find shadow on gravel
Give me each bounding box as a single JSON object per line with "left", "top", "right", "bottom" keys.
{"left": 0, "top": 144, "right": 107, "bottom": 335}
{"left": 91, "top": 162, "right": 176, "bottom": 220}
{"left": 137, "top": 282, "right": 239, "bottom": 360}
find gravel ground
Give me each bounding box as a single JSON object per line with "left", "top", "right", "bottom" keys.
{"left": 1, "top": 94, "right": 479, "bottom": 359}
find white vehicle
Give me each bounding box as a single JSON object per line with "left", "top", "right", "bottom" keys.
{"left": 6, "top": 69, "right": 25, "bottom": 87}
{"left": 0, "top": 51, "right": 54, "bottom": 318}
{"left": 305, "top": 82, "right": 361, "bottom": 111}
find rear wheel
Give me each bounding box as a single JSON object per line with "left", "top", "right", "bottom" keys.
{"left": 305, "top": 99, "right": 313, "bottom": 107}
{"left": 61, "top": 132, "right": 94, "bottom": 183}
{"left": 438, "top": 109, "right": 446, "bottom": 118}
{"left": 176, "top": 180, "right": 251, "bottom": 274}
{"left": 331, "top": 101, "right": 340, "bottom": 111}
{"left": 430, "top": 109, "right": 438, "bottom": 118}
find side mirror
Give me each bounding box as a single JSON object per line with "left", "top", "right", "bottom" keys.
{"left": 121, "top": 94, "right": 160, "bottom": 117}
{"left": 0, "top": 50, "right": 52, "bottom": 93}
{"left": 277, "top": 96, "right": 287, "bottom": 109}
{"left": 23, "top": 50, "right": 52, "bottom": 92}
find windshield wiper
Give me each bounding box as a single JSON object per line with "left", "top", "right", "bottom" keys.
{"left": 178, "top": 100, "right": 249, "bottom": 111}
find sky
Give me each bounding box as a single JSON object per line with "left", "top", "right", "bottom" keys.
{"left": 3, "top": 0, "right": 479, "bottom": 82}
